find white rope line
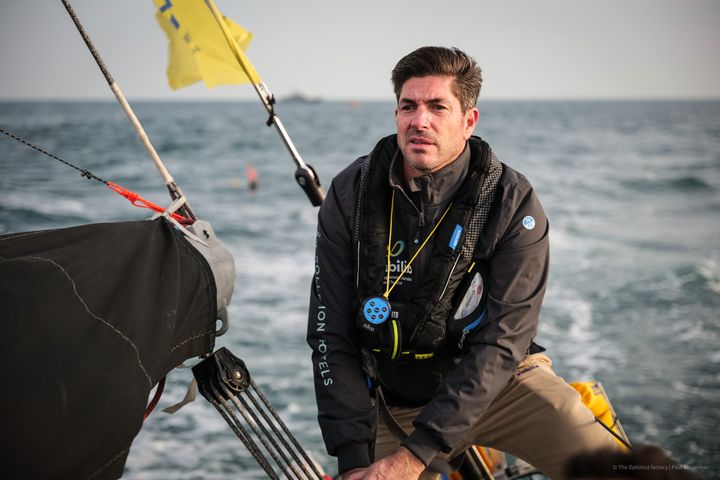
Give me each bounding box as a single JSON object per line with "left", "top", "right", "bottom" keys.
{"left": 29, "top": 255, "right": 153, "bottom": 387}
{"left": 169, "top": 328, "right": 214, "bottom": 353}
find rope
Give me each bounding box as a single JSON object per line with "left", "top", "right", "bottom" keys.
{"left": 209, "top": 382, "right": 280, "bottom": 479}
{"left": 143, "top": 377, "right": 166, "bottom": 421}
{"left": 193, "top": 348, "right": 327, "bottom": 479}
{"left": 0, "top": 127, "right": 109, "bottom": 184}
{"left": 107, "top": 183, "right": 193, "bottom": 225}
{"left": 249, "top": 380, "right": 326, "bottom": 479}
{"left": 0, "top": 127, "right": 193, "bottom": 225}
{"left": 595, "top": 416, "right": 634, "bottom": 452}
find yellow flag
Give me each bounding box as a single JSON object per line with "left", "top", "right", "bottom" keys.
{"left": 153, "top": 0, "right": 261, "bottom": 89}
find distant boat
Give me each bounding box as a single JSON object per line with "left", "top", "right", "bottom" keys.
{"left": 282, "top": 92, "right": 322, "bottom": 103}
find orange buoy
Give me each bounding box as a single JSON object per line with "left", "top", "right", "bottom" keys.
{"left": 246, "top": 164, "right": 258, "bottom": 191}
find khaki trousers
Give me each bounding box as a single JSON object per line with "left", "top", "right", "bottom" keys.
{"left": 374, "top": 354, "right": 622, "bottom": 480}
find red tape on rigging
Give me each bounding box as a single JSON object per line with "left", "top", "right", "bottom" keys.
{"left": 107, "top": 182, "right": 194, "bottom": 225}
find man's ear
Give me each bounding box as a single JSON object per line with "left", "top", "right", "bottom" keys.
{"left": 464, "top": 107, "right": 479, "bottom": 138}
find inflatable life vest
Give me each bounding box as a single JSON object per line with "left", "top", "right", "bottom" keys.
{"left": 352, "top": 135, "right": 503, "bottom": 361}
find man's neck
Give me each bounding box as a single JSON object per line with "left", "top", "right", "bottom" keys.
{"left": 402, "top": 145, "right": 467, "bottom": 181}
{"left": 390, "top": 142, "right": 471, "bottom": 207}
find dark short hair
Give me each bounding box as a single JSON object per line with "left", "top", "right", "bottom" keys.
{"left": 391, "top": 46, "right": 482, "bottom": 112}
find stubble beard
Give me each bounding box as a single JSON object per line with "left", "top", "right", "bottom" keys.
{"left": 400, "top": 130, "right": 441, "bottom": 177}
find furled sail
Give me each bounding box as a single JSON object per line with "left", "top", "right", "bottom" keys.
{"left": 0, "top": 217, "right": 234, "bottom": 479}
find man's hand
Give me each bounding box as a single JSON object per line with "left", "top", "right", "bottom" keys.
{"left": 341, "top": 447, "right": 426, "bottom": 480}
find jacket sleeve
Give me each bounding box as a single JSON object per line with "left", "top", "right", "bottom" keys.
{"left": 307, "top": 164, "right": 376, "bottom": 474}
{"left": 403, "top": 171, "right": 550, "bottom": 465}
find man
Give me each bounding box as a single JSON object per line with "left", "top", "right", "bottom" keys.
{"left": 307, "top": 46, "right": 620, "bottom": 479}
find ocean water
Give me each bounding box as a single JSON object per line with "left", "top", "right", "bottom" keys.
{"left": 1, "top": 100, "right": 718, "bottom": 478}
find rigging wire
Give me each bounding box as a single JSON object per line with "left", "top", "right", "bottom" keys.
{"left": 60, "top": 0, "right": 196, "bottom": 220}
{"left": 200, "top": 0, "right": 325, "bottom": 207}
{"left": 0, "top": 127, "right": 109, "bottom": 184}
{"left": 0, "top": 127, "right": 193, "bottom": 225}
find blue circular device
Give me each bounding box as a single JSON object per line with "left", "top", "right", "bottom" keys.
{"left": 361, "top": 296, "right": 391, "bottom": 325}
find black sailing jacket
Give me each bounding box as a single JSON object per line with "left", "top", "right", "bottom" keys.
{"left": 307, "top": 135, "right": 549, "bottom": 473}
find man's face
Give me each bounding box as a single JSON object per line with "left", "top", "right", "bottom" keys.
{"left": 395, "top": 75, "right": 479, "bottom": 179}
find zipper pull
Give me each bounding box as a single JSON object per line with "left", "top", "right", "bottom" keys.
{"left": 414, "top": 210, "right": 425, "bottom": 245}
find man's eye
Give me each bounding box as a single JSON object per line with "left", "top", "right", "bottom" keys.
{"left": 431, "top": 104, "right": 446, "bottom": 110}
{"left": 400, "top": 104, "right": 415, "bottom": 111}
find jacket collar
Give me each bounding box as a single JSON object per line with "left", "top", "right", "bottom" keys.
{"left": 389, "top": 142, "right": 471, "bottom": 208}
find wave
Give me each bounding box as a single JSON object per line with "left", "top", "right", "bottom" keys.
{"left": 620, "top": 175, "right": 715, "bottom": 193}
{"left": 0, "top": 195, "right": 88, "bottom": 223}
{"left": 539, "top": 288, "right": 624, "bottom": 380}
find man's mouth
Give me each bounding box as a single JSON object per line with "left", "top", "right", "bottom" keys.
{"left": 408, "top": 136, "right": 434, "bottom": 146}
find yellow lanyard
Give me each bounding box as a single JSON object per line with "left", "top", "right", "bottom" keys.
{"left": 383, "top": 190, "right": 453, "bottom": 298}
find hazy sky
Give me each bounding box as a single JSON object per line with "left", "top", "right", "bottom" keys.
{"left": 1, "top": 0, "right": 719, "bottom": 101}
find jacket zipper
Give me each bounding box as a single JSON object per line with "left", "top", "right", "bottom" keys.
{"left": 391, "top": 184, "right": 425, "bottom": 246}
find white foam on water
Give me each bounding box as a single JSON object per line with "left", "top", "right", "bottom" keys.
{"left": 688, "top": 441, "right": 706, "bottom": 456}
{"left": 126, "top": 398, "right": 269, "bottom": 478}
{"left": 565, "top": 295, "right": 594, "bottom": 343}
{"left": 542, "top": 289, "right": 596, "bottom": 343}
{"left": 627, "top": 404, "right": 661, "bottom": 439}
{"left": 698, "top": 257, "right": 720, "bottom": 294}
{"left": 548, "top": 226, "right": 573, "bottom": 249}
{"left": 541, "top": 288, "right": 624, "bottom": 380}
{"left": 2, "top": 192, "right": 87, "bottom": 215}
{"left": 671, "top": 315, "right": 718, "bottom": 343}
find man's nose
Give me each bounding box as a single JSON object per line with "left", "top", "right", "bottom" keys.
{"left": 410, "top": 106, "right": 430, "bottom": 130}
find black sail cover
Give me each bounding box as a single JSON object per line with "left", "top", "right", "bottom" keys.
{"left": 0, "top": 217, "right": 232, "bottom": 479}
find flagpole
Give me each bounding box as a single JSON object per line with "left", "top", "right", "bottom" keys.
{"left": 204, "top": 0, "right": 325, "bottom": 206}
{"left": 60, "top": 0, "right": 196, "bottom": 221}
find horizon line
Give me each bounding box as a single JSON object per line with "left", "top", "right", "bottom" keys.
{"left": 2, "top": 96, "right": 719, "bottom": 103}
